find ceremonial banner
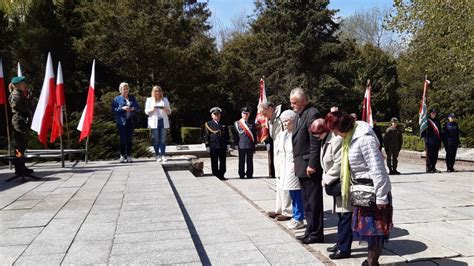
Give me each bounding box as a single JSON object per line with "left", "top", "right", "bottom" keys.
{"left": 419, "top": 79, "right": 430, "bottom": 136}
{"left": 50, "top": 62, "right": 65, "bottom": 143}
{"left": 255, "top": 78, "right": 269, "bottom": 143}
{"left": 0, "top": 59, "right": 5, "bottom": 105}
{"left": 361, "top": 80, "right": 373, "bottom": 127}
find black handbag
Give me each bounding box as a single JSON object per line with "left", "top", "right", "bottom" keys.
{"left": 350, "top": 178, "right": 376, "bottom": 208}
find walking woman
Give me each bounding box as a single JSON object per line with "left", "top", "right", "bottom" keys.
{"left": 145, "top": 85, "right": 171, "bottom": 162}
{"left": 112, "top": 82, "right": 140, "bottom": 163}
{"left": 310, "top": 118, "right": 352, "bottom": 260}
{"left": 326, "top": 111, "right": 392, "bottom": 266}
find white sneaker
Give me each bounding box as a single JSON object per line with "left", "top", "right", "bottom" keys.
{"left": 286, "top": 218, "right": 305, "bottom": 230}
{"left": 156, "top": 155, "right": 162, "bottom": 162}
{"left": 161, "top": 156, "right": 168, "bottom": 162}
{"left": 119, "top": 156, "right": 126, "bottom": 163}
{"left": 127, "top": 157, "right": 133, "bottom": 163}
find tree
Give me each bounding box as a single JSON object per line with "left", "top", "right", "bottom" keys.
{"left": 338, "top": 7, "right": 406, "bottom": 56}
{"left": 388, "top": 0, "right": 473, "bottom": 121}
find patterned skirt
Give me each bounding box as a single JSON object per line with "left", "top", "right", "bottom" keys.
{"left": 352, "top": 204, "right": 393, "bottom": 247}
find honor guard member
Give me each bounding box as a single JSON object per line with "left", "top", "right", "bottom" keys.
{"left": 233, "top": 107, "right": 257, "bottom": 179}
{"left": 443, "top": 113, "right": 460, "bottom": 172}
{"left": 422, "top": 109, "right": 443, "bottom": 173}
{"left": 204, "top": 107, "right": 229, "bottom": 180}
{"left": 8, "top": 76, "right": 34, "bottom": 175}
{"left": 384, "top": 117, "right": 403, "bottom": 174}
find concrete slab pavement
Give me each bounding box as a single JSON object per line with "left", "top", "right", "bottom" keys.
{"left": 0, "top": 150, "right": 472, "bottom": 265}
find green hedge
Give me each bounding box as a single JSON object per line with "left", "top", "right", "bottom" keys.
{"left": 180, "top": 127, "right": 202, "bottom": 144}
{"left": 401, "top": 134, "right": 425, "bottom": 151}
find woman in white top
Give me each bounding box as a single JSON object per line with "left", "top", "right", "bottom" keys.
{"left": 145, "top": 85, "right": 171, "bottom": 162}
{"left": 275, "top": 110, "right": 304, "bottom": 230}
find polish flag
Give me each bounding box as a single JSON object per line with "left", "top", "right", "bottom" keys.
{"left": 361, "top": 80, "right": 373, "bottom": 127}
{"left": 17, "top": 62, "right": 22, "bottom": 76}
{"left": 0, "top": 59, "right": 6, "bottom": 105}
{"left": 31, "top": 52, "right": 56, "bottom": 145}
{"left": 50, "top": 62, "right": 65, "bottom": 143}
{"left": 77, "top": 60, "right": 95, "bottom": 142}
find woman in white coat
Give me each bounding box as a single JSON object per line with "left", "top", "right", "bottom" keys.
{"left": 275, "top": 110, "right": 305, "bottom": 230}
{"left": 310, "top": 118, "right": 352, "bottom": 260}
{"left": 327, "top": 111, "right": 392, "bottom": 266}
{"left": 145, "top": 85, "right": 171, "bottom": 162}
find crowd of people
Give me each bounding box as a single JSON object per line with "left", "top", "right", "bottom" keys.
{"left": 5, "top": 76, "right": 462, "bottom": 265}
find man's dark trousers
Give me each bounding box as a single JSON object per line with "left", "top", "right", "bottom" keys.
{"left": 238, "top": 149, "right": 254, "bottom": 178}
{"left": 210, "top": 148, "right": 226, "bottom": 178}
{"left": 299, "top": 175, "right": 324, "bottom": 240}
{"left": 425, "top": 142, "right": 440, "bottom": 171}
{"left": 445, "top": 143, "right": 458, "bottom": 170}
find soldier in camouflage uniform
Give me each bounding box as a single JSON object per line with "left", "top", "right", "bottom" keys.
{"left": 8, "top": 76, "right": 34, "bottom": 174}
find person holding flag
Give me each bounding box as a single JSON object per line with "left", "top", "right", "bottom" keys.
{"left": 233, "top": 107, "right": 257, "bottom": 179}
{"left": 8, "top": 76, "right": 34, "bottom": 175}
{"left": 422, "top": 109, "right": 442, "bottom": 173}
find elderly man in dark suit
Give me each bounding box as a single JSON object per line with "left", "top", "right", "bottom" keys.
{"left": 290, "top": 87, "right": 324, "bottom": 244}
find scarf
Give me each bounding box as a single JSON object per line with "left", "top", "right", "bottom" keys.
{"left": 341, "top": 123, "right": 357, "bottom": 208}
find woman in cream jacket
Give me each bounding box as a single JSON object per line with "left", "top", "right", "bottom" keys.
{"left": 145, "top": 85, "right": 171, "bottom": 162}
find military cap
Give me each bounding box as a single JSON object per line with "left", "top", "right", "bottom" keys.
{"left": 391, "top": 117, "right": 399, "bottom": 122}
{"left": 429, "top": 108, "right": 437, "bottom": 113}
{"left": 11, "top": 76, "right": 26, "bottom": 84}
{"left": 210, "top": 107, "right": 222, "bottom": 114}
{"left": 448, "top": 113, "right": 456, "bottom": 118}
{"left": 241, "top": 106, "right": 252, "bottom": 113}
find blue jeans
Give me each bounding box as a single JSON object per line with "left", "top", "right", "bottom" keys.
{"left": 152, "top": 119, "right": 166, "bottom": 156}
{"left": 117, "top": 119, "right": 133, "bottom": 157}
{"left": 289, "top": 190, "right": 304, "bottom": 221}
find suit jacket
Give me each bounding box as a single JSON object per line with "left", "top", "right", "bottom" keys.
{"left": 204, "top": 120, "right": 229, "bottom": 150}
{"left": 233, "top": 120, "right": 256, "bottom": 150}
{"left": 112, "top": 95, "right": 141, "bottom": 126}
{"left": 292, "top": 105, "right": 322, "bottom": 177}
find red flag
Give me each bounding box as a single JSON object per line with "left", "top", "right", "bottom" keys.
{"left": 77, "top": 60, "right": 95, "bottom": 142}
{"left": 50, "top": 61, "right": 64, "bottom": 143}
{"left": 361, "top": 80, "right": 373, "bottom": 127}
{"left": 255, "top": 78, "right": 269, "bottom": 143}
{"left": 31, "top": 52, "right": 56, "bottom": 145}
{"left": 0, "top": 59, "right": 6, "bottom": 105}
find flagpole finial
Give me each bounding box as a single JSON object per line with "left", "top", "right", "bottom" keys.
{"left": 367, "top": 79, "right": 371, "bottom": 86}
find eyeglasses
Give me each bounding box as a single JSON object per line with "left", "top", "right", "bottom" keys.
{"left": 242, "top": 112, "right": 250, "bottom": 115}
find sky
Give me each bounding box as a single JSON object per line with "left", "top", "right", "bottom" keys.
{"left": 208, "top": 0, "right": 395, "bottom": 41}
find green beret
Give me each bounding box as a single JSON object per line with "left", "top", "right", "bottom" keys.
{"left": 11, "top": 76, "right": 26, "bottom": 84}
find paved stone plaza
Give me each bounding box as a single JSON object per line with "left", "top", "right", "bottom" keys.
{"left": 0, "top": 151, "right": 472, "bottom": 265}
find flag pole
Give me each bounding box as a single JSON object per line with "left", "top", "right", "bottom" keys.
{"left": 63, "top": 105, "right": 72, "bottom": 161}
{"left": 85, "top": 136, "right": 89, "bottom": 164}
{"left": 4, "top": 103, "right": 12, "bottom": 169}
{"left": 59, "top": 134, "right": 64, "bottom": 167}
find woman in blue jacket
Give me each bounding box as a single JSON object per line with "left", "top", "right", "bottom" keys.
{"left": 112, "top": 82, "right": 140, "bottom": 163}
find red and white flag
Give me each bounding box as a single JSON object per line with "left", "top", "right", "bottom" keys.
{"left": 77, "top": 60, "right": 95, "bottom": 142}
{"left": 50, "top": 61, "right": 65, "bottom": 143}
{"left": 361, "top": 80, "right": 373, "bottom": 127}
{"left": 255, "top": 78, "right": 269, "bottom": 143}
{"left": 17, "top": 62, "right": 22, "bottom": 77}
{"left": 0, "top": 59, "right": 6, "bottom": 105}
{"left": 31, "top": 52, "right": 56, "bottom": 145}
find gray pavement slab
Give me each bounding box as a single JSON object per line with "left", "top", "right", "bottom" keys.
{"left": 0, "top": 151, "right": 471, "bottom": 265}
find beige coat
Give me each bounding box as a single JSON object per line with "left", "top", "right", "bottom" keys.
{"left": 321, "top": 132, "right": 352, "bottom": 213}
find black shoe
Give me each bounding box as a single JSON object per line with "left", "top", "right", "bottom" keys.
{"left": 239, "top": 176, "right": 245, "bottom": 179}
{"left": 300, "top": 236, "right": 324, "bottom": 244}
{"left": 388, "top": 171, "right": 394, "bottom": 175}
{"left": 433, "top": 169, "right": 441, "bottom": 173}
{"left": 329, "top": 250, "right": 351, "bottom": 260}
{"left": 327, "top": 244, "right": 338, "bottom": 252}
{"left": 218, "top": 176, "right": 227, "bottom": 180}
{"left": 247, "top": 176, "right": 253, "bottom": 179}
{"left": 447, "top": 169, "right": 452, "bottom": 172}
{"left": 295, "top": 234, "right": 308, "bottom": 241}
{"left": 393, "top": 170, "right": 401, "bottom": 175}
